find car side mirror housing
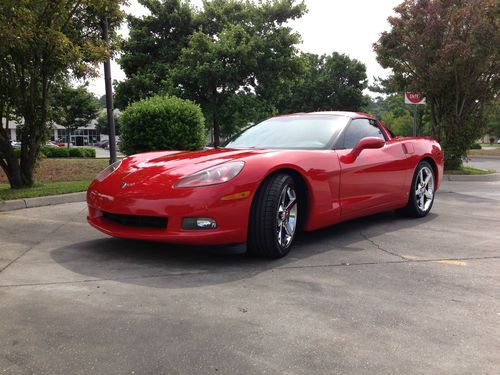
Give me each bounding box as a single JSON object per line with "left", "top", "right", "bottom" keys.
{"left": 351, "top": 137, "right": 385, "bottom": 158}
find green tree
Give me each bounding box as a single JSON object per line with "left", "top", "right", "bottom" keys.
{"left": 114, "top": 0, "right": 196, "bottom": 109}
{"left": 277, "top": 53, "right": 368, "bottom": 114}
{"left": 366, "top": 94, "right": 431, "bottom": 137}
{"left": 484, "top": 100, "right": 500, "bottom": 138}
{"left": 0, "top": 0, "right": 125, "bottom": 188}
{"left": 374, "top": 0, "right": 500, "bottom": 169}
{"left": 51, "top": 84, "right": 100, "bottom": 147}
{"left": 117, "top": 0, "right": 306, "bottom": 146}
{"left": 96, "top": 111, "right": 121, "bottom": 136}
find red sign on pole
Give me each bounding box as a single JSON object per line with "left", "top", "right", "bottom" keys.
{"left": 405, "top": 92, "right": 426, "bottom": 105}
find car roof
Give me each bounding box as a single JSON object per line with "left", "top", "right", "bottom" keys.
{"left": 276, "top": 111, "right": 375, "bottom": 120}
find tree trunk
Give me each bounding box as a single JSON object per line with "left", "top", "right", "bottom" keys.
{"left": 213, "top": 116, "right": 220, "bottom": 148}
{"left": 0, "top": 141, "right": 23, "bottom": 188}
{"left": 0, "top": 110, "right": 24, "bottom": 188}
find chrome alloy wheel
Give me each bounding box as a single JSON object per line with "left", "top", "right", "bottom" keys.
{"left": 276, "top": 185, "right": 298, "bottom": 248}
{"left": 415, "top": 166, "right": 434, "bottom": 212}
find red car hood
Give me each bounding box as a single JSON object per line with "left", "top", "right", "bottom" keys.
{"left": 117, "top": 148, "right": 273, "bottom": 185}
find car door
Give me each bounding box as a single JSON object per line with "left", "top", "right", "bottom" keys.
{"left": 336, "top": 118, "right": 408, "bottom": 218}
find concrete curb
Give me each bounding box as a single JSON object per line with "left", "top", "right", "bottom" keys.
{"left": 0, "top": 192, "right": 86, "bottom": 212}
{"left": 443, "top": 173, "right": 500, "bottom": 182}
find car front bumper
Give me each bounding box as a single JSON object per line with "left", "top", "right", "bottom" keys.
{"left": 86, "top": 182, "right": 254, "bottom": 245}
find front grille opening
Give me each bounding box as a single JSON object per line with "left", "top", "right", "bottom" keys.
{"left": 102, "top": 212, "right": 167, "bottom": 229}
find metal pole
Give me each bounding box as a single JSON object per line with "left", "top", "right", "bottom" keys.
{"left": 102, "top": 18, "right": 117, "bottom": 164}
{"left": 412, "top": 104, "right": 417, "bottom": 137}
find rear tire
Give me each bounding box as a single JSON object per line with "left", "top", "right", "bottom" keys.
{"left": 248, "top": 174, "right": 299, "bottom": 258}
{"left": 399, "top": 161, "right": 436, "bottom": 218}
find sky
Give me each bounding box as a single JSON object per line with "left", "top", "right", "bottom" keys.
{"left": 88, "top": 0, "right": 402, "bottom": 97}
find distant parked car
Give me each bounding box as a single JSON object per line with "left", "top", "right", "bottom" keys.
{"left": 51, "top": 141, "right": 66, "bottom": 147}
{"left": 10, "top": 141, "right": 21, "bottom": 148}
{"left": 497, "top": 139, "right": 500, "bottom": 144}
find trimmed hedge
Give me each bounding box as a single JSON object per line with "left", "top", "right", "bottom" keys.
{"left": 41, "top": 146, "right": 69, "bottom": 158}
{"left": 469, "top": 143, "right": 482, "bottom": 150}
{"left": 1, "top": 146, "right": 95, "bottom": 159}
{"left": 40, "top": 146, "right": 96, "bottom": 158}
{"left": 68, "top": 147, "right": 96, "bottom": 158}
{"left": 120, "top": 95, "right": 206, "bottom": 155}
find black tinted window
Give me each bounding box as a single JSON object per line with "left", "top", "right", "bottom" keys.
{"left": 343, "top": 119, "right": 385, "bottom": 149}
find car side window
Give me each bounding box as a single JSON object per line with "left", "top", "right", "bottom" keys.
{"left": 343, "top": 119, "right": 386, "bottom": 149}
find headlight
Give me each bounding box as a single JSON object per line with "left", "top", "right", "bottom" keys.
{"left": 174, "top": 161, "right": 245, "bottom": 188}
{"left": 95, "top": 160, "right": 122, "bottom": 182}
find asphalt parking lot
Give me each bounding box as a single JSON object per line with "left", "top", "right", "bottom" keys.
{"left": 1, "top": 174, "right": 499, "bottom": 374}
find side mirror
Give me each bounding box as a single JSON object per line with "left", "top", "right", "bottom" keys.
{"left": 351, "top": 137, "right": 385, "bottom": 158}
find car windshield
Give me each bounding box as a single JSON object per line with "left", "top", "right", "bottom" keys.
{"left": 224, "top": 114, "right": 349, "bottom": 150}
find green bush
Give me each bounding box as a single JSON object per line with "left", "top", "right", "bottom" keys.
{"left": 470, "top": 143, "right": 482, "bottom": 150}
{"left": 68, "top": 147, "right": 96, "bottom": 158}
{"left": 1, "top": 146, "right": 95, "bottom": 160}
{"left": 120, "top": 95, "right": 206, "bottom": 155}
{"left": 41, "top": 146, "right": 70, "bottom": 158}
{"left": 40, "top": 146, "right": 95, "bottom": 158}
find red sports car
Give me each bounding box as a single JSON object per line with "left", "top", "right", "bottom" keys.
{"left": 87, "top": 111, "right": 444, "bottom": 258}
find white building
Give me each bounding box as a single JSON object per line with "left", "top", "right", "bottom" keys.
{"left": 2, "top": 118, "right": 103, "bottom": 146}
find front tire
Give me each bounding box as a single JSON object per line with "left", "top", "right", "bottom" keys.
{"left": 399, "top": 161, "right": 436, "bottom": 218}
{"left": 248, "top": 174, "right": 299, "bottom": 258}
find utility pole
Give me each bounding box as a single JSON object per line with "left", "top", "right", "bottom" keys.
{"left": 102, "top": 17, "right": 117, "bottom": 164}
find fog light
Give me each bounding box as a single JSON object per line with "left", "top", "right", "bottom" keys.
{"left": 182, "top": 218, "right": 217, "bottom": 230}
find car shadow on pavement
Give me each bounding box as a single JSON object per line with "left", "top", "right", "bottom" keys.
{"left": 51, "top": 211, "right": 437, "bottom": 289}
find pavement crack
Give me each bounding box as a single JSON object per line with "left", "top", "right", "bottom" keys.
{"left": 360, "top": 231, "right": 408, "bottom": 260}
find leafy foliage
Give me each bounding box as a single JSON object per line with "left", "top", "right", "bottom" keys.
{"left": 116, "top": 0, "right": 307, "bottom": 145}
{"left": 0, "top": 0, "right": 125, "bottom": 188}
{"left": 277, "top": 53, "right": 368, "bottom": 114}
{"left": 40, "top": 147, "right": 70, "bottom": 158}
{"left": 366, "top": 94, "right": 432, "bottom": 137}
{"left": 374, "top": 0, "right": 500, "bottom": 169}
{"left": 469, "top": 143, "right": 482, "bottom": 150}
{"left": 120, "top": 96, "right": 205, "bottom": 155}
{"left": 51, "top": 84, "right": 100, "bottom": 145}
{"left": 96, "top": 111, "right": 121, "bottom": 136}
{"left": 39, "top": 146, "right": 97, "bottom": 158}
{"left": 484, "top": 100, "right": 500, "bottom": 137}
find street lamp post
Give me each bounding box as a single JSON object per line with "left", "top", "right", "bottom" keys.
{"left": 101, "top": 17, "right": 117, "bottom": 164}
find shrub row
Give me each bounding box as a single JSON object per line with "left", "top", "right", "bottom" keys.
{"left": 469, "top": 143, "right": 482, "bottom": 150}
{"left": 1, "top": 146, "right": 96, "bottom": 159}
{"left": 40, "top": 146, "right": 96, "bottom": 158}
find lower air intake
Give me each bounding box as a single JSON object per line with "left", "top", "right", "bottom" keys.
{"left": 102, "top": 212, "right": 167, "bottom": 229}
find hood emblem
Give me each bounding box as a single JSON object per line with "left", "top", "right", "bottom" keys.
{"left": 121, "top": 181, "right": 134, "bottom": 188}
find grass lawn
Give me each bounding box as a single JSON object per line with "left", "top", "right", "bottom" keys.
{"left": 468, "top": 148, "right": 500, "bottom": 157}
{"left": 444, "top": 166, "right": 495, "bottom": 175}
{"left": 0, "top": 158, "right": 109, "bottom": 201}
{"left": 0, "top": 180, "right": 91, "bottom": 201}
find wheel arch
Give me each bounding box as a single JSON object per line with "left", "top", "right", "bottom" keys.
{"left": 251, "top": 167, "right": 311, "bottom": 230}
{"left": 419, "top": 156, "right": 439, "bottom": 185}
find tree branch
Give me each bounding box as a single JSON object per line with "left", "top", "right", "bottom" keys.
{"left": 61, "top": 0, "right": 83, "bottom": 33}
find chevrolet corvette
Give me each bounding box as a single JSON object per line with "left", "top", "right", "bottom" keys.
{"left": 87, "top": 111, "right": 444, "bottom": 258}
